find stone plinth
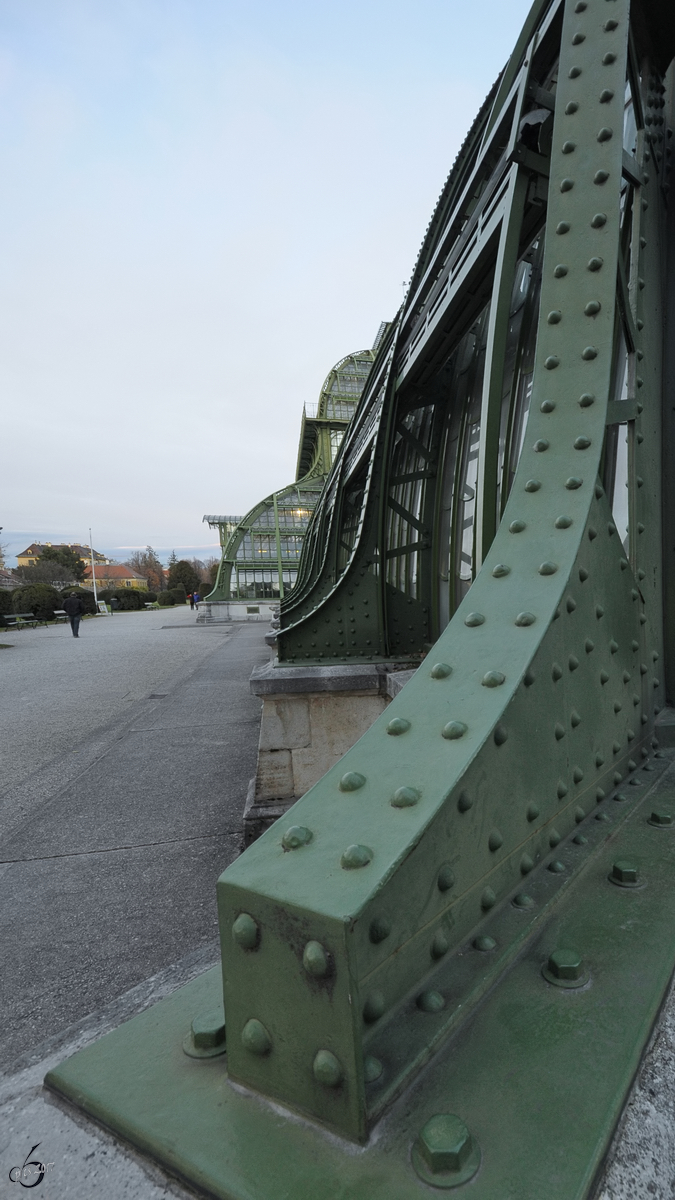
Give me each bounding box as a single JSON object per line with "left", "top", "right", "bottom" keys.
{"left": 196, "top": 600, "right": 276, "bottom": 624}
{"left": 244, "top": 661, "right": 416, "bottom": 843}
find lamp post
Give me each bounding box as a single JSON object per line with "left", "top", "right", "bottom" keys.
{"left": 89, "top": 528, "right": 98, "bottom": 606}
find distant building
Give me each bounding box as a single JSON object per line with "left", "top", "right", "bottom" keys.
{"left": 0, "top": 568, "right": 20, "bottom": 591}
{"left": 82, "top": 564, "right": 147, "bottom": 590}
{"left": 16, "top": 542, "right": 111, "bottom": 568}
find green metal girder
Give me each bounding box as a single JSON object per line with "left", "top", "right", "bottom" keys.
{"left": 46, "top": 756, "right": 675, "bottom": 1198}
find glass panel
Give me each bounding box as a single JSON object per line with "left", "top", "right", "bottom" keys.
{"left": 603, "top": 423, "right": 630, "bottom": 553}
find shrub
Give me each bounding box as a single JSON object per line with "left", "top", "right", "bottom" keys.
{"left": 157, "top": 592, "right": 174, "bottom": 607}
{"left": 59, "top": 586, "right": 97, "bottom": 616}
{"left": 12, "top": 583, "right": 61, "bottom": 622}
{"left": 110, "top": 588, "right": 144, "bottom": 611}
{"left": 167, "top": 560, "right": 201, "bottom": 595}
{"left": 171, "top": 584, "right": 187, "bottom": 604}
{"left": 0, "top": 590, "right": 13, "bottom": 627}
{"left": 145, "top": 591, "right": 157, "bottom": 604}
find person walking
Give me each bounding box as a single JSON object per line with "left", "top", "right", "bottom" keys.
{"left": 188, "top": 592, "right": 194, "bottom": 610}
{"left": 63, "top": 591, "right": 85, "bottom": 638}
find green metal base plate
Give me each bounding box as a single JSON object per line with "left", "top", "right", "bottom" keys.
{"left": 46, "top": 764, "right": 675, "bottom": 1200}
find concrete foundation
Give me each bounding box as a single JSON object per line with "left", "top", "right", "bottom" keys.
{"left": 244, "top": 661, "right": 416, "bottom": 843}
{"left": 196, "top": 600, "right": 276, "bottom": 624}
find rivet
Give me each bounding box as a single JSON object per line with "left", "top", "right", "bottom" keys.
{"left": 562, "top": 140, "right": 577, "bottom": 153}
{"left": 572, "top": 32, "right": 585, "bottom": 44}
{"left": 623, "top": 670, "right": 631, "bottom": 683}
{"left": 566, "top": 477, "right": 583, "bottom": 489}
{"left": 442, "top": 720, "right": 467, "bottom": 740}
{"left": 481, "top": 887, "right": 496, "bottom": 910}
{"left": 526, "top": 478, "right": 542, "bottom": 491}
{"left": 241, "top": 1019, "right": 272, "bottom": 1055}
{"left": 571, "top": 709, "right": 581, "bottom": 726}
{"left": 596, "top": 605, "right": 604, "bottom": 617}
{"left": 313, "top": 1049, "right": 344, "bottom": 1086}
{"left": 369, "top": 916, "right": 391, "bottom": 943}
{"left": 599, "top": 88, "right": 614, "bottom": 102}
{"left": 386, "top": 717, "right": 411, "bottom": 736}
{"left": 579, "top": 567, "right": 589, "bottom": 582}
{"left": 596, "top": 788, "right": 606, "bottom": 802}
{"left": 364, "top": 1055, "right": 383, "bottom": 1083}
{"left": 527, "top": 803, "right": 540, "bottom": 822}
{"left": 638, "top": 522, "right": 645, "bottom": 534}
{"left": 584, "top": 300, "right": 601, "bottom": 315}
{"left": 391, "top": 786, "right": 420, "bottom": 808}
{"left": 539, "top": 561, "right": 558, "bottom": 575}
{"left": 585, "top": 639, "right": 594, "bottom": 653}
{"left": 482, "top": 670, "right": 505, "bottom": 688}
{"left": 613, "top": 701, "right": 622, "bottom": 713}
{"left": 457, "top": 791, "right": 472, "bottom": 813}
{"left": 588, "top": 257, "right": 604, "bottom": 271}
{"left": 534, "top": 438, "right": 550, "bottom": 452}
{"left": 492, "top": 563, "right": 510, "bottom": 577}
{"left": 417, "top": 990, "right": 446, "bottom": 1013}
{"left": 339, "top": 771, "right": 366, "bottom": 792}
{"left": 488, "top": 830, "right": 503, "bottom": 852}
{"left": 582, "top": 347, "right": 598, "bottom": 361}
{"left": 494, "top": 724, "right": 508, "bottom": 746}
{"left": 341, "top": 844, "right": 373, "bottom": 869}
{"left": 474, "top": 935, "right": 497, "bottom": 952}
{"left": 465, "top": 612, "right": 485, "bottom": 626}
{"left": 363, "top": 991, "right": 386, "bottom": 1023}
{"left": 555, "top": 723, "right": 566, "bottom": 741}
{"left": 541, "top": 400, "right": 556, "bottom": 412}
{"left": 552, "top": 663, "right": 563, "bottom": 681}
{"left": 619, "top": 559, "right": 628, "bottom": 571}
{"left": 549, "top": 860, "right": 566, "bottom": 874}
{"left": 556, "top": 515, "right": 573, "bottom": 528}
{"left": 603, "top": 18, "right": 618, "bottom": 30}
{"left": 515, "top": 611, "right": 536, "bottom": 626}
{"left": 574, "top": 833, "right": 588, "bottom": 845}
{"left": 613, "top": 741, "right": 621, "bottom": 754}
{"left": 569, "top": 67, "right": 582, "bottom": 79}
{"left": 573, "top": 768, "right": 584, "bottom": 784}
{"left": 233, "top": 913, "right": 259, "bottom": 950}
{"left": 596, "top": 752, "right": 605, "bottom": 767}
{"left": 438, "top": 863, "right": 455, "bottom": 891}
{"left": 548, "top": 311, "right": 562, "bottom": 325}
{"left": 431, "top": 662, "right": 452, "bottom": 678}
{"left": 600, "top": 671, "right": 610, "bottom": 684}
{"left": 594, "top": 170, "right": 609, "bottom": 184}
{"left": 590, "top": 213, "right": 607, "bottom": 228}
{"left": 510, "top": 519, "right": 526, "bottom": 532}
{"left": 569, "top": 655, "right": 579, "bottom": 671}
{"left": 431, "top": 930, "right": 450, "bottom": 959}
{"left": 580, "top": 393, "right": 595, "bottom": 407}
{"left": 303, "top": 941, "right": 330, "bottom": 978}
{"left": 601, "top": 52, "right": 616, "bottom": 64}
{"left": 576, "top": 436, "right": 592, "bottom": 450}
{"left": 575, "top": 806, "right": 585, "bottom": 822}
{"left": 615, "top": 792, "right": 628, "bottom": 803}
{"left": 560, "top": 177, "right": 575, "bottom": 191}
{"left": 557, "top": 220, "right": 571, "bottom": 232}
{"left": 610, "top": 639, "right": 619, "bottom": 653}
{"left": 282, "top": 825, "right": 313, "bottom": 850}
{"left": 557, "top": 780, "right": 568, "bottom": 798}
{"left": 588, "top": 527, "right": 597, "bottom": 540}
{"left": 633, "top": 693, "right": 640, "bottom": 705}
{"left": 545, "top": 356, "right": 561, "bottom": 369}
{"left": 520, "top": 854, "right": 534, "bottom": 874}
{"left": 597, "top": 811, "right": 611, "bottom": 821}
{"left": 554, "top": 265, "right": 569, "bottom": 277}
{"left": 524, "top": 670, "right": 536, "bottom": 686}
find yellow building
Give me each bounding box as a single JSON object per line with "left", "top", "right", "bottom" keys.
{"left": 82, "top": 565, "right": 148, "bottom": 590}
{"left": 16, "top": 542, "right": 110, "bottom": 568}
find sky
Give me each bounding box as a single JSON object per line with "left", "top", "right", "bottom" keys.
{"left": 0, "top": 0, "right": 533, "bottom": 566}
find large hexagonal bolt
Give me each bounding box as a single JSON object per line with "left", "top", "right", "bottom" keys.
{"left": 649, "top": 809, "right": 673, "bottom": 828}
{"left": 609, "top": 859, "right": 641, "bottom": 888}
{"left": 411, "top": 1113, "right": 481, "bottom": 1187}
{"left": 182, "top": 1006, "right": 226, "bottom": 1059}
{"left": 542, "top": 948, "right": 589, "bottom": 989}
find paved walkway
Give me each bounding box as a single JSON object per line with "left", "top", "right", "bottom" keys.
{"left": 0, "top": 609, "right": 269, "bottom": 1066}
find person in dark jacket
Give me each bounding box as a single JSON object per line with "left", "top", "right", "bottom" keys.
{"left": 63, "top": 592, "right": 85, "bottom": 638}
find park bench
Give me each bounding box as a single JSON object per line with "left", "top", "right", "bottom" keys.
{"left": 53, "top": 610, "right": 68, "bottom": 623}
{"left": 4, "top": 612, "right": 43, "bottom": 630}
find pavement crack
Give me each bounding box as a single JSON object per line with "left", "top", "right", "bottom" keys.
{"left": 0, "top": 831, "right": 242, "bottom": 864}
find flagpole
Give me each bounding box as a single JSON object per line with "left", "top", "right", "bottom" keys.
{"left": 89, "top": 528, "right": 98, "bottom": 605}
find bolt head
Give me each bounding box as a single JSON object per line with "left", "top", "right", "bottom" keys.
{"left": 417, "top": 1114, "right": 474, "bottom": 1175}
{"left": 548, "top": 948, "right": 582, "bottom": 981}
{"left": 611, "top": 859, "right": 639, "bottom": 884}
{"left": 650, "top": 809, "right": 673, "bottom": 827}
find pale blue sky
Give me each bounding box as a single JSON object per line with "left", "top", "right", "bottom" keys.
{"left": 0, "top": 0, "right": 532, "bottom": 564}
